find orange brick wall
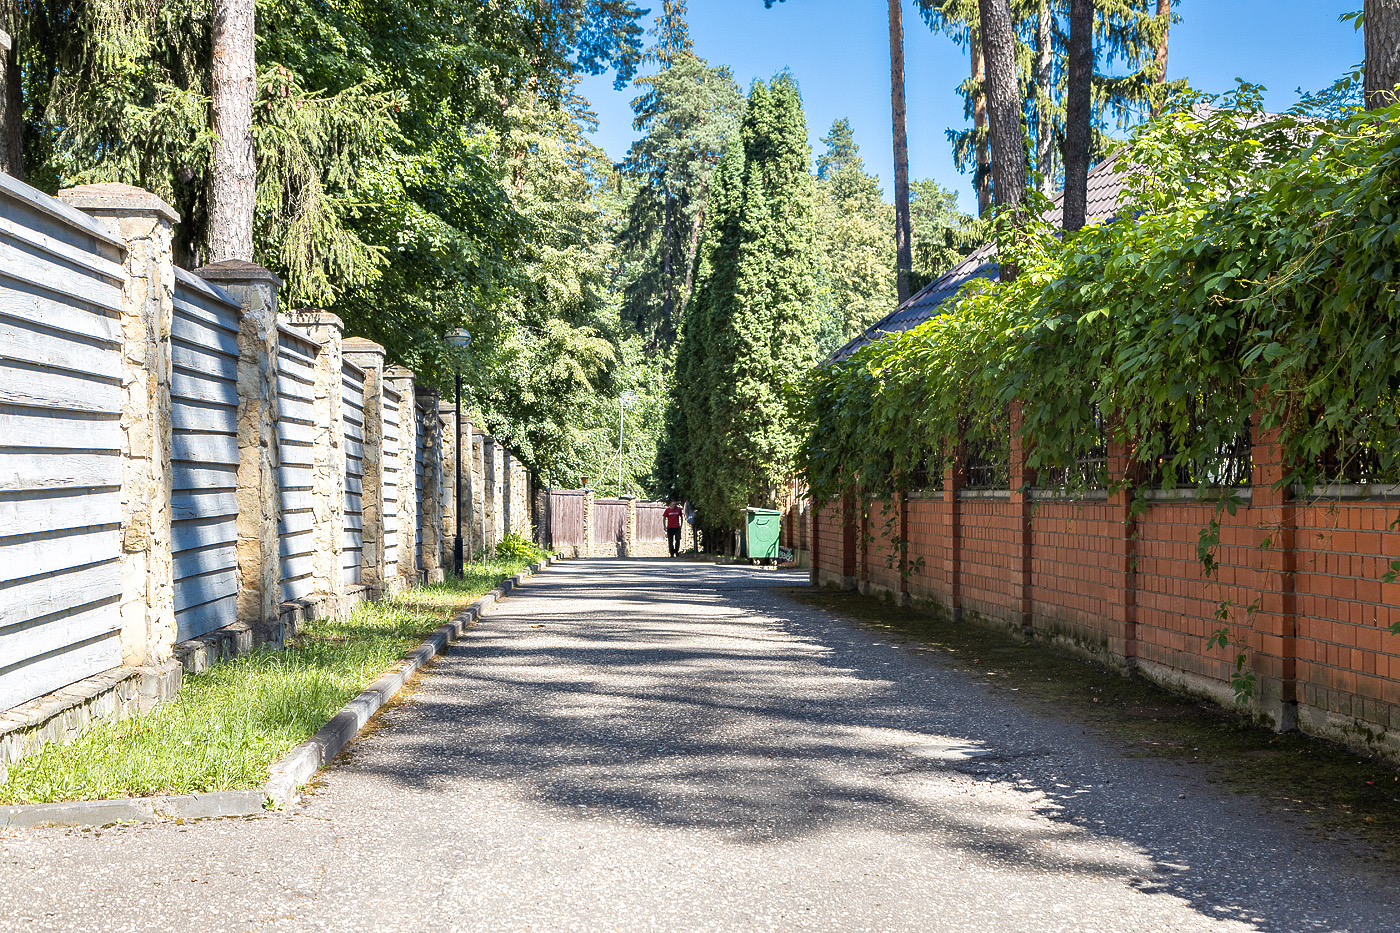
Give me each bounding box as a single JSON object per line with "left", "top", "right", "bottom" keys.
{"left": 958, "top": 499, "right": 1020, "bottom": 627}
{"left": 906, "top": 496, "right": 954, "bottom": 605}
{"left": 1030, "top": 501, "right": 1123, "bottom": 653}
{"left": 805, "top": 482, "right": 1400, "bottom": 757}
{"left": 1294, "top": 502, "right": 1400, "bottom": 730}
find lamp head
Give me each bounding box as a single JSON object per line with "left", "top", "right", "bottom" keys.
{"left": 446, "top": 328, "right": 472, "bottom": 350}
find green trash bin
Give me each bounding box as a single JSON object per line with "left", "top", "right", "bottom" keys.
{"left": 743, "top": 507, "right": 781, "bottom": 560}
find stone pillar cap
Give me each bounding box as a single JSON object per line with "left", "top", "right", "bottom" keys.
{"left": 58, "top": 183, "right": 180, "bottom": 224}
{"left": 384, "top": 365, "right": 415, "bottom": 380}
{"left": 282, "top": 308, "right": 344, "bottom": 330}
{"left": 195, "top": 259, "right": 283, "bottom": 287}
{"left": 343, "top": 336, "right": 386, "bottom": 355}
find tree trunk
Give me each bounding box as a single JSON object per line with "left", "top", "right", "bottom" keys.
{"left": 661, "top": 190, "right": 674, "bottom": 351}
{"left": 209, "top": 0, "right": 257, "bottom": 262}
{"left": 1062, "top": 0, "right": 1094, "bottom": 233}
{"left": 681, "top": 200, "right": 705, "bottom": 310}
{"left": 977, "top": 0, "right": 1026, "bottom": 219}
{"left": 972, "top": 34, "right": 991, "bottom": 217}
{"left": 888, "top": 0, "right": 913, "bottom": 303}
{"left": 1365, "top": 0, "right": 1400, "bottom": 109}
{"left": 1150, "top": 0, "right": 1171, "bottom": 117}
{"left": 1036, "top": 4, "right": 1054, "bottom": 197}
{"left": 0, "top": 4, "right": 22, "bottom": 179}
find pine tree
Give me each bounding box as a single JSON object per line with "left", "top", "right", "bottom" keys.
{"left": 813, "top": 119, "right": 896, "bottom": 351}
{"left": 618, "top": 0, "right": 743, "bottom": 352}
{"left": 668, "top": 74, "right": 818, "bottom": 540}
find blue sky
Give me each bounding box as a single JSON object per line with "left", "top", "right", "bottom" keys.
{"left": 576, "top": 0, "right": 1365, "bottom": 210}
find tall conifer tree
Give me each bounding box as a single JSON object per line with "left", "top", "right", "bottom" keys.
{"left": 667, "top": 74, "right": 817, "bottom": 540}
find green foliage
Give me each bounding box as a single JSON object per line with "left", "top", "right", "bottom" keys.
{"left": 803, "top": 87, "right": 1400, "bottom": 515}
{"left": 616, "top": 2, "right": 744, "bottom": 352}
{"left": 0, "top": 561, "right": 534, "bottom": 803}
{"left": 496, "top": 532, "right": 548, "bottom": 563}
{"left": 812, "top": 120, "right": 896, "bottom": 355}
{"left": 917, "top": 0, "right": 1184, "bottom": 201}
{"left": 909, "top": 177, "right": 990, "bottom": 287}
{"left": 667, "top": 73, "right": 820, "bottom": 534}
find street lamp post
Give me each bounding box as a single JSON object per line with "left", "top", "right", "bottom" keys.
{"left": 447, "top": 328, "right": 472, "bottom": 576}
{"left": 618, "top": 391, "right": 636, "bottom": 496}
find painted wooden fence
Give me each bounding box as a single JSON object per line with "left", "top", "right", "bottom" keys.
{"left": 169, "top": 271, "right": 242, "bottom": 641}
{"left": 382, "top": 383, "right": 402, "bottom": 583}
{"left": 276, "top": 327, "right": 318, "bottom": 604}
{"left": 342, "top": 361, "right": 366, "bottom": 586}
{"left": 0, "top": 176, "right": 126, "bottom": 709}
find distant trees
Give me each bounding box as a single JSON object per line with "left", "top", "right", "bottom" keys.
{"left": 668, "top": 74, "right": 819, "bottom": 536}
{"left": 812, "top": 119, "right": 897, "bottom": 353}
{"left": 919, "top": 0, "right": 1180, "bottom": 209}
{"left": 617, "top": 0, "right": 743, "bottom": 353}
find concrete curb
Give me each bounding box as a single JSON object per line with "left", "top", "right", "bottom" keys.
{"left": 0, "top": 557, "right": 558, "bottom": 831}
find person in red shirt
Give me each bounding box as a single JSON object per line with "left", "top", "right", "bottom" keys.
{"left": 662, "top": 500, "right": 685, "bottom": 557}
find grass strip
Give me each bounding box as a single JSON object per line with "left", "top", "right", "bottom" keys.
{"left": 1, "top": 559, "right": 536, "bottom": 804}
{"left": 785, "top": 586, "right": 1400, "bottom": 865}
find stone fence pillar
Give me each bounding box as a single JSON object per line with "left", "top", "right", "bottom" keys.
{"left": 280, "top": 310, "right": 345, "bottom": 606}
{"left": 416, "top": 389, "right": 444, "bottom": 584}
{"left": 484, "top": 437, "right": 504, "bottom": 553}
{"left": 470, "top": 428, "right": 486, "bottom": 557}
{"left": 437, "top": 400, "right": 457, "bottom": 575}
{"left": 582, "top": 488, "right": 595, "bottom": 559}
{"left": 624, "top": 496, "right": 637, "bottom": 558}
{"left": 342, "top": 338, "right": 387, "bottom": 596}
{"left": 384, "top": 367, "right": 417, "bottom": 588}
{"left": 195, "top": 260, "right": 283, "bottom": 630}
{"left": 58, "top": 184, "right": 179, "bottom": 669}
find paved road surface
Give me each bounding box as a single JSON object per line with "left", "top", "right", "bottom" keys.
{"left": 1, "top": 559, "right": 1395, "bottom": 932}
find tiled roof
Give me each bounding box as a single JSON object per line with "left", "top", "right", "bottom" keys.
{"left": 828, "top": 153, "right": 1131, "bottom": 364}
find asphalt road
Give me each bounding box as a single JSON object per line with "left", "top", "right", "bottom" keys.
{"left": 1, "top": 559, "right": 1395, "bottom": 932}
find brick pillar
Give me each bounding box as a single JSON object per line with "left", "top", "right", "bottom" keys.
{"left": 899, "top": 489, "right": 911, "bottom": 606}
{"left": 341, "top": 339, "right": 388, "bottom": 596}
{"left": 808, "top": 491, "right": 821, "bottom": 586}
{"left": 1009, "top": 401, "right": 1034, "bottom": 634}
{"left": 280, "top": 310, "right": 345, "bottom": 605}
{"left": 415, "top": 389, "right": 443, "bottom": 584}
{"left": 1106, "top": 433, "right": 1140, "bottom": 666}
{"left": 1251, "top": 409, "right": 1299, "bottom": 732}
{"left": 59, "top": 184, "right": 179, "bottom": 668}
{"left": 384, "top": 366, "right": 417, "bottom": 587}
{"left": 195, "top": 260, "right": 283, "bottom": 630}
{"left": 840, "top": 489, "right": 858, "bottom": 590}
{"left": 945, "top": 437, "right": 965, "bottom": 623}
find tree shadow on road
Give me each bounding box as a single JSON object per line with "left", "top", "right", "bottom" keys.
{"left": 339, "top": 559, "right": 1393, "bottom": 933}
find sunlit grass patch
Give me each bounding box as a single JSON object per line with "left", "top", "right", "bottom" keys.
{"left": 1, "top": 560, "right": 536, "bottom": 804}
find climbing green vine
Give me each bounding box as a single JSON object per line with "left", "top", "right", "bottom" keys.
{"left": 802, "top": 86, "right": 1400, "bottom": 507}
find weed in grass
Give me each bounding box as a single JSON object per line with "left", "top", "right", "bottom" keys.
{"left": 784, "top": 586, "right": 1400, "bottom": 865}
{"left": 0, "top": 559, "right": 537, "bottom": 804}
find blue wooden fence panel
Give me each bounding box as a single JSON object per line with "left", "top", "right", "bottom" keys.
{"left": 342, "top": 363, "right": 365, "bottom": 585}
{"left": 277, "top": 328, "right": 318, "bottom": 603}
{"left": 170, "top": 270, "right": 241, "bottom": 642}
{"left": 383, "top": 384, "right": 401, "bottom": 582}
{"left": 0, "top": 175, "right": 126, "bottom": 709}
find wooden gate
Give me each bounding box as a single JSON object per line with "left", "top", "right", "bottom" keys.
{"left": 547, "top": 490, "right": 586, "bottom": 549}
{"left": 592, "top": 498, "right": 627, "bottom": 551}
